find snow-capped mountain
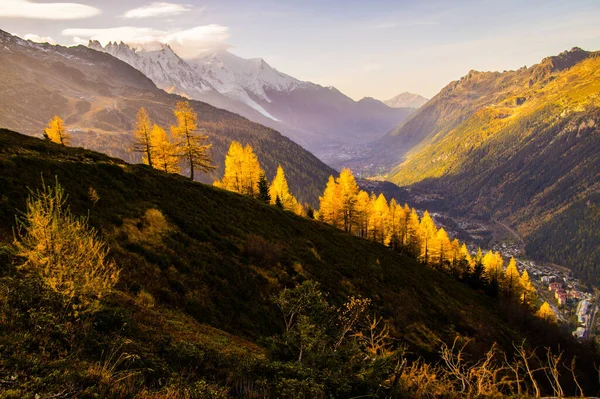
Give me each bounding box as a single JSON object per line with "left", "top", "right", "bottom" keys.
{"left": 88, "top": 41, "right": 414, "bottom": 158}
{"left": 384, "top": 92, "right": 429, "bottom": 109}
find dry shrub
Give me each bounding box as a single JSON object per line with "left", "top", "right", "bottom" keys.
{"left": 136, "top": 289, "right": 155, "bottom": 309}
{"left": 243, "top": 234, "right": 285, "bottom": 267}
{"left": 14, "top": 178, "right": 119, "bottom": 316}
{"left": 121, "top": 208, "right": 171, "bottom": 244}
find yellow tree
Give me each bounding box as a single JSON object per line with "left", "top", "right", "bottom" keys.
{"left": 536, "top": 302, "right": 557, "bottom": 323}
{"left": 370, "top": 194, "right": 389, "bottom": 244}
{"left": 419, "top": 211, "right": 437, "bottom": 264}
{"left": 44, "top": 116, "right": 70, "bottom": 145}
{"left": 482, "top": 251, "right": 504, "bottom": 285}
{"left": 170, "top": 101, "right": 215, "bottom": 180}
{"left": 214, "top": 141, "right": 264, "bottom": 197}
{"left": 504, "top": 257, "right": 522, "bottom": 298}
{"left": 520, "top": 270, "right": 537, "bottom": 307}
{"left": 319, "top": 176, "right": 342, "bottom": 228}
{"left": 388, "top": 199, "right": 405, "bottom": 250}
{"left": 430, "top": 228, "right": 452, "bottom": 269}
{"left": 336, "top": 168, "right": 359, "bottom": 233}
{"left": 131, "top": 107, "right": 154, "bottom": 167}
{"left": 405, "top": 208, "right": 422, "bottom": 257}
{"left": 354, "top": 190, "right": 372, "bottom": 238}
{"left": 151, "top": 124, "right": 180, "bottom": 174}
{"left": 269, "top": 165, "right": 300, "bottom": 212}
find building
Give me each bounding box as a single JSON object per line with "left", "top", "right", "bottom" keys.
{"left": 549, "top": 282, "right": 562, "bottom": 292}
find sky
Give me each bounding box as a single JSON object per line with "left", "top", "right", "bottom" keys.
{"left": 1, "top": 0, "right": 600, "bottom": 100}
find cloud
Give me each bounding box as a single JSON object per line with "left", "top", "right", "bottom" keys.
{"left": 123, "top": 2, "right": 193, "bottom": 19}
{"left": 23, "top": 34, "right": 57, "bottom": 45}
{"left": 0, "top": 0, "right": 100, "bottom": 20}
{"left": 62, "top": 25, "right": 231, "bottom": 58}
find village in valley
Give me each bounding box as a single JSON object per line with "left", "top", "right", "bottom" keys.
{"left": 426, "top": 211, "right": 598, "bottom": 342}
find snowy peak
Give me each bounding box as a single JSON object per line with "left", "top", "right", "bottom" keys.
{"left": 190, "top": 50, "right": 308, "bottom": 103}
{"left": 384, "top": 92, "right": 429, "bottom": 109}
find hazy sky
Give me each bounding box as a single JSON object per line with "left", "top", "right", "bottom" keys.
{"left": 1, "top": 0, "right": 600, "bottom": 100}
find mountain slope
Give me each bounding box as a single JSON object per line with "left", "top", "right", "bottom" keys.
{"left": 0, "top": 30, "right": 334, "bottom": 205}
{"left": 384, "top": 92, "right": 429, "bottom": 108}
{"left": 89, "top": 42, "right": 414, "bottom": 155}
{"left": 1, "top": 129, "right": 596, "bottom": 396}
{"left": 375, "top": 48, "right": 600, "bottom": 284}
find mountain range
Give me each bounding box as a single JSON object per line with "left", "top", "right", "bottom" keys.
{"left": 0, "top": 29, "right": 334, "bottom": 205}
{"left": 362, "top": 47, "right": 600, "bottom": 285}
{"left": 88, "top": 40, "right": 415, "bottom": 159}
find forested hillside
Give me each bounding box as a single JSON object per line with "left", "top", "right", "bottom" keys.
{"left": 1, "top": 129, "right": 597, "bottom": 397}
{"left": 0, "top": 29, "right": 334, "bottom": 205}
{"left": 371, "top": 48, "right": 600, "bottom": 285}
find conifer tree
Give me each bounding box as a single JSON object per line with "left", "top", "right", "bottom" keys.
{"left": 151, "top": 124, "right": 180, "bottom": 174}
{"left": 319, "top": 176, "right": 342, "bottom": 228}
{"left": 371, "top": 194, "right": 389, "bottom": 244}
{"left": 131, "top": 107, "right": 154, "bottom": 167}
{"left": 405, "top": 208, "right": 422, "bottom": 257}
{"left": 215, "top": 141, "right": 264, "bottom": 196}
{"left": 170, "top": 101, "right": 215, "bottom": 180}
{"left": 431, "top": 228, "right": 451, "bottom": 269}
{"left": 336, "top": 168, "right": 359, "bottom": 233}
{"left": 269, "top": 165, "right": 300, "bottom": 212}
{"left": 44, "top": 116, "right": 70, "bottom": 145}
{"left": 388, "top": 199, "right": 404, "bottom": 250}
{"left": 520, "top": 270, "right": 537, "bottom": 307}
{"left": 275, "top": 195, "right": 283, "bottom": 209}
{"left": 306, "top": 205, "right": 315, "bottom": 219}
{"left": 419, "top": 211, "right": 437, "bottom": 264}
{"left": 257, "top": 173, "right": 271, "bottom": 203}
{"left": 536, "top": 301, "right": 557, "bottom": 323}
{"left": 504, "top": 257, "right": 522, "bottom": 298}
{"left": 354, "top": 190, "right": 372, "bottom": 238}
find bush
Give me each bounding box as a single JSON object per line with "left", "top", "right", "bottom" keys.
{"left": 14, "top": 178, "right": 120, "bottom": 317}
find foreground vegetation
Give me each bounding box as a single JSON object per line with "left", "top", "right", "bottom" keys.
{"left": 0, "top": 129, "right": 598, "bottom": 398}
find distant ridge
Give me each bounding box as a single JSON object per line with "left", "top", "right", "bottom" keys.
{"left": 384, "top": 92, "right": 429, "bottom": 108}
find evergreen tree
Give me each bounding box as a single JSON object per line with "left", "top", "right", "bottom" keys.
{"left": 170, "top": 101, "right": 215, "bottom": 180}
{"left": 275, "top": 195, "right": 283, "bottom": 209}
{"left": 131, "top": 107, "right": 154, "bottom": 167}
{"left": 257, "top": 173, "right": 271, "bottom": 203}
{"left": 151, "top": 124, "right": 180, "bottom": 174}
{"left": 43, "top": 116, "right": 70, "bottom": 145}
{"left": 306, "top": 206, "right": 315, "bottom": 219}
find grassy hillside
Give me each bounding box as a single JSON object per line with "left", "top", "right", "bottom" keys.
{"left": 0, "top": 30, "right": 334, "bottom": 205}
{"left": 0, "top": 130, "right": 597, "bottom": 397}
{"left": 375, "top": 48, "right": 600, "bottom": 285}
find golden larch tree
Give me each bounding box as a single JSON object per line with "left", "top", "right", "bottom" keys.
{"left": 214, "top": 141, "right": 264, "bottom": 197}
{"left": 504, "top": 257, "right": 522, "bottom": 298}
{"left": 370, "top": 193, "right": 389, "bottom": 244}
{"left": 131, "top": 107, "right": 154, "bottom": 167}
{"left": 319, "top": 175, "right": 342, "bottom": 228}
{"left": 430, "top": 228, "right": 451, "bottom": 269}
{"left": 170, "top": 101, "right": 215, "bottom": 180}
{"left": 405, "top": 208, "right": 422, "bottom": 257}
{"left": 482, "top": 251, "right": 504, "bottom": 284}
{"left": 336, "top": 168, "right": 360, "bottom": 233}
{"left": 14, "top": 179, "right": 119, "bottom": 317}
{"left": 536, "top": 301, "right": 557, "bottom": 323}
{"left": 520, "top": 270, "right": 537, "bottom": 307}
{"left": 44, "top": 116, "right": 70, "bottom": 145}
{"left": 354, "top": 190, "right": 372, "bottom": 238}
{"left": 269, "top": 165, "right": 300, "bottom": 212}
{"left": 419, "top": 211, "right": 437, "bottom": 264}
{"left": 151, "top": 124, "right": 180, "bottom": 174}
{"left": 388, "top": 199, "right": 406, "bottom": 250}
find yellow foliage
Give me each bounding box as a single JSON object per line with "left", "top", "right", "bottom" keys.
{"left": 419, "top": 211, "right": 437, "bottom": 264}
{"left": 132, "top": 107, "right": 154, "bottom": 167}
{"left": 536, "top": 301, "right": 557, "bottom": 323}
{"left": 14, "top": 179, "right": 119, "bottom": 316}
{"left": 269, "top": 165, "right": 300, "bottom": 212}
{"left": 151, "top": 124, "right": 180, "bottom": 174}
{"left": 214, "top": 141, "right": 264, "bottom": 197}
{"left": 44, "top": 115, "right": 70, "bottom": 145}
{"left": 319, "top": 175, "right": 342, "bottom": 227}
{"left": 336, "top": 168, "right": 360, "bottom": 232}
{"left": 170, "top": 101, "right": 215, "bottom": 180}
